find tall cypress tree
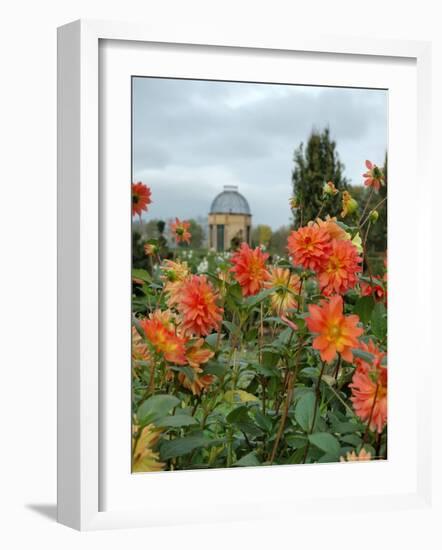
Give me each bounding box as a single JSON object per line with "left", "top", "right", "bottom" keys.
{"left": 292, "top": 128, "right": 347, "bottom": 228}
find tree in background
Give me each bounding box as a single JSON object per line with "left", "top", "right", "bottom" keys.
{"left": 251, "top": 224, "right": 272, "bottom": 248}
{"left": 132, "top": 230, "right": 149, "bottom": 271}
{"left": 268, "top": 225, "right": 291, "bottom": 257}
{"left": 292, "top": 127, "right": 347, "bottom": 228}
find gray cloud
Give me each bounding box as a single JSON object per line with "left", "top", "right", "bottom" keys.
{"left": 133, "top": 78, "right": 387, "bottom": 229}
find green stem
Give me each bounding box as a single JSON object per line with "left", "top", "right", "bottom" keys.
{"left": 302, "top": 360, "right": 326, "bottom": 464}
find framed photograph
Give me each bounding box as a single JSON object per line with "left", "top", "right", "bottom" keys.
{"left": 57, "top": 19, "right": 432, "bottom": 530}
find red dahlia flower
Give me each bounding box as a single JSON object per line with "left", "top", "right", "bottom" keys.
{"left": 170, "top": 218, "right": 191, "bottom": 244}
{"left": 350, "top": 341, "right": 387, "bottom": 434}
{"left": 139, "top": 310, "right": 187, "bottom": 365}
{"left": 230, "top": 243, "right": 270, "bottom": 297}
{"left": 132, "top": 182, "right": 152, "bottom": 217}
{"left": 175, "top": 275, "right": 223, "bottom": 337}
{"left": 318, "top": 239, "right": 362, "bottom": 296}
{"left": 363, "top": 160, "right": 385, "bottom": 191}
{"left": 287, "top": 225, "right": 332, "bottom": 272}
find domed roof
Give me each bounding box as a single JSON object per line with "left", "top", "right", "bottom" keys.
{"left": 210, "top": 185, "right": 251, "bottom": 215}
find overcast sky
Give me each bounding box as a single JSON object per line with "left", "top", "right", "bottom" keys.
{"left": 133, "top": 77, "right": 387, "bottom": 230}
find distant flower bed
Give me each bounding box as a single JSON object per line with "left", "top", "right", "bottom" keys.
{"left": 131, "top": 162, "right": 387, "bottom": 471}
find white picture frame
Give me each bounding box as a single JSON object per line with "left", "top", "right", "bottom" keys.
{"left": 57, "top": 19, "right": 432, "bottom": 531}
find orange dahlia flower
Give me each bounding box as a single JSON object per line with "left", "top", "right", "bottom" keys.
{"left": 340, "top": 448, "right": 372, "bottom": 462}
{"left": 175, "top": 275, "right": 223, "bottom": 336}
{"left": 363, "top": 160, "right": 384, "bottom": 191}
{"left": 287, "top": 225, "right": 332, "bottom": 272}
{"left": 132, "top": 424, "right": 164, "bottom": 473}
{"left": 265, "top": 267, "right": 301, "bottom": 314}
{"left": 323, "top": 181, "right": 339, "bottom": 197}
{"left": 144, "top": 242, "right": 158, "bottom": 256}
{"left": 139, "top": 310, "right": 187, "bottom": 365}
{"left": 306, "top": 295, "right": 363, "bottom": 363}
{"left": 354, "top": 339, "right": 386, "bottom": 372}
{"left": 350, "top": 356, "right": 387, "bottom": 434}
{"left": 170, "top": 218, "right": 191, "bottom": 244}
{"left": 360, "top": 278, "right": 386, "bottom": 302}
{"left": 132, "top": 326, "right": 152, "bottom": 366}
{"left": 178, "top": 338, "right": 215, "bottom": 395}
{"left": 160, "top": 259, "right": 190, "bottom": 305}
{"left": 230, "top": 243, "right": 270, "bottom": 297}
{"left": 311, "top": 216, "right": 349, "bottom": 242}
{"left": 132, "top": 182, "right": 152, "bottom": 218}
{"left": 317, "top": 239, "right": 362, "bottom": 296}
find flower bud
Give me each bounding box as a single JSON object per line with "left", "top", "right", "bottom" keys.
{"left": 341, "top": 191, "right": 358, "bottom": 218}
{"left": 289, "top": 196, "right": 299, "bottom": 209}
{"left": 369, "top": 210, "right": 379, "bottom": 223}
{"left": 323, "top": 181, "right": 338, "bottom": 197}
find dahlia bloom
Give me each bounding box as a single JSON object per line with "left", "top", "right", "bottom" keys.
{"left": 175, "top": 275, "right": 223, "bottom": 336}
{"left": 132, "top": 326, "right": 151, "bottom": 366}
{"left": 363, "top": 160, "right": 384, "bottom": 191}
{"left": 354, "top": 339, "right": 386, "bottom": 372}
{"left": 179, "top": 339, "right": 215, "bottom": 395}
{"left": 317, "top": 239, "right": 362, "bottom": 296}
{"left": 170, "top": 218, "right": 191, "bottom": 244}
{"left": 289, "top": 196, "right": 299, "bottom": 209}
{"left": 360, "top": 278, "right": 386, "bottom": 302}
{"left": 287, "top": 225, "right": 332, "bottom": 272}
{"left": 341, "top": 191, "right": 358, "bottom": 218}
{"left": 323, "top": 181, "right": 338, "bottom": 197}
{"left": 132, "top": 182, "right": 152, "bottom": 218}
{"left": 340, "top": 448, "right": 372, "bottom": 462}
{"left": 350, "top": 359, "right": 387, "bottom": 434}
{"left": 132, "top": 424, "right": 164, "bottom": 473}
{"left": 230, "top": 243, "right": 270, "bottom": 297}
{"left": 139, "top": 310, "right": 187, "bottom": 365}
{"left": 306, "top": 295, "right": 363, "bottom": 363}
{"left": 160, "top": 259, "right": 190, "bottom": 305}
{"left": 266, "top": 267, "right": 301, "bottom": 314}
{"left": 311, "top": 216, "right": 348, "bottom": 242}
{"left": 144, "top": 243, "right": 158, "bottom": 256}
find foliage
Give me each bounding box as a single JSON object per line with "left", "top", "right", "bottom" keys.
{"left": 131, "top": 164, "right": 388, "bottom": 472}
{"left": 292, "top": 127, "right": 348, "bottom": 228}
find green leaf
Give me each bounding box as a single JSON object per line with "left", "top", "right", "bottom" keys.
{"left": 132, "top": 268, "right": 152, "bottom": 283}
{"left": 159, "top": 435, "right": 209, "bottom": 460}
{"left": 262, "top": 351, "right": 280, "bottom": 368}
{"left": 205, "top": 333, "right": 221, "bottom": 348}
{"left": 308, "top": 432, "right": 340, "bottom": 457}
{"left": 156, "top": 415, "right": 198, "bottom": 428}
{"left": 294, "top": 391, "right": 316, "bottom": 432}
{"left": 137, "top": 394, "right": 180, "bottom": 425}
{"left": 371, "top": 302, "right": 387, "bottom": 340}
{"left": 354, "top": 295, "right": 375, "bottom": 324}
{"left": 224, "top": 390, "right": 259, "bottom": 404}
{"left": 204, "top": 360, "right": 226, "bottom": 377}
{"left": 253, "top": 409, "right": 273, "bottom": 432}
{"left": 286, "top": 435, "right": 308, "bottom": 449}
{"left": 222, "top": 320, "right": 240, "bottom": 335}
{"left": 168, "top": 365, "right": 196, "bottom": 381}
{"left": 332, "top": 421, "right": 363, "bottom": 434}
{"left": 340, "top": 434, "right": 362, "bottom": 447}
{"left": 226, "top": 406, "right": 263, "bottom": 437}
{"left": 351, "top": 348, "right": 375, "bottom": 364}
{"left": 244, "top": 288, "right": 274, "bottom": 307}
{"left": 226, "top": 405, "right": 249, "bottom": 424}
{"left": 233, "top": 452, "right": 261, "bottom": 467}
